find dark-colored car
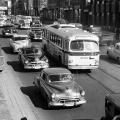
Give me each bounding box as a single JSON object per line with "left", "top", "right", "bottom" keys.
{"left": 33, "top": 67, "right": 86, "bottom": 108}
{"left": 29, "top": 28, "right": 43, "bottom": 41}
{"left": 18, "top": 46, "right": 49, "bottom": 69}
{"left": 2, "top": 26, "right": 17, "bottom": 37}
{"left": 103, "top": 94, "right": 120, "bottom": 120}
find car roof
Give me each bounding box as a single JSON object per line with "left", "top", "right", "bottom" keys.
{"left": 106, "top": 94, "right": 120, "bottom": 108}
{"left": 43, "top": 68, "right": 71, "bottom": 75}
{"left": 12, "top": 34, "right": 28, "bottom": 37}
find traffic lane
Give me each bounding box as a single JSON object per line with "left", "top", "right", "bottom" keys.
{"left": 0, "top": 29, "right": 106, "bottom": 119}
{"left": 7, "top": 53, "right": 106, "bottom": 120}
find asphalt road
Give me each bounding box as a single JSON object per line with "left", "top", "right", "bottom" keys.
{"left": 0, "top": 28, "right": 120, "bottom": 120}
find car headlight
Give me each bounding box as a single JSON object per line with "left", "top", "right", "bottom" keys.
{"left": 52, "top": 93, "right": 56, "bottom": 99}
{"left": 25, "top": 60, "right": 29, "bottom": 64}
{"left": 80, "top": 90, "right": 85, "bottom": 96}
{"left": 45, "top": 59, "right": 48, "bottom": 63}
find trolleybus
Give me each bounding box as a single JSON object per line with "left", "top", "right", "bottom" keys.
{"left": 42, "top": 23, "right": 100, "bottom": 70}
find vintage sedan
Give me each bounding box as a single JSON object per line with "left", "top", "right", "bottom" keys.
{"left": 9, "top": 34, "right": 31, "bottom": 53}
{"left": 29, "top": 28, "right": 42, "bottom": 41}
{"left": 18, "top": 46, "right": 49, "bottom": 69}
{"left": 18, "top": 20, "right": 30, "bottom": 29}
{"left": 2, "top": 26, "right": 17, "bottom": 37}
{"left": 107, "top": 42, "right": 120, "bottom": 62}
{"left": 33, "top": 68, "right": 86, "bottom": 107}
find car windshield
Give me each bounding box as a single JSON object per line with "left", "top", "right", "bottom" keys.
{"left": 14, "top": 37, "right": 28, "bottom": 41}
{"left": 70, "top": 40, "right": 99, "bottom": 52}
{"left": 49, "top": 74, "right": 72, "bottom": 82}
{"left": 24, "top": 48, "right": 42, "bottom": 56}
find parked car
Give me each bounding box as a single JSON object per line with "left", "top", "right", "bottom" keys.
{"left": 103, "top": 94, "right": 120, "bottom": 120}
{"left": 9, "top": 34, "right": 31, "bottom": 53}
{"left": 107, "top": 42, "right": 120, "bottom": 62}
{"left": 88, "top": 25, "right": 102, "bottom": 41}
{"left": 18, "top": 46, "right": 49, "bottom": 69}
{"left": 3, "top": 19, "right": 14, "bottom": 27}
{"left": 2, "top": 26, "right": 17, "bottom": 37}
{"left": 0, "top": 46, "right": 4, "bottom": 72}
{"left": 29, "top": 28, "right": 42, "bottom": 41}
{"left": 33, "top": 67, "right": 86, "bottom": 108}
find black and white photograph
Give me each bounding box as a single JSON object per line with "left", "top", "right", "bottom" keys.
{"left": 0, "top": 0, "right": 120, "bottom": 120}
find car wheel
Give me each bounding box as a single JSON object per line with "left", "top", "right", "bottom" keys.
{"left": 117, "top": 57, "right": 120, "bottom": 64}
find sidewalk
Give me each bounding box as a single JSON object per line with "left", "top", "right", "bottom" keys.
{"left": 0, "top": 79, "right": 13, "bottom": 120}
{"left": 0, "top": 50, "right": 37, "bottom": 120}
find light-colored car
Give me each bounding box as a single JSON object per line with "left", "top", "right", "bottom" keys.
{"left": 107, "top": 42, "right": 120, "bottom": 62}
{"left": 2, "top": 26, "right": 17, "bottom": 37}
{"left": 33, "top": 67, "right": 86, "bottom": 108}
{"left": 9, "top": 34, "right": 31, "bottom": 53}
{"left": 18, "top": 46, "right": 49, "bottom": 69}
{"left": 18, "top": 20, "right": 30, "bottom": 29}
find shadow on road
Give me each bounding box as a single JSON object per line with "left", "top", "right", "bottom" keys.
{"left": 7, "top": 61, "right": 42, "bottom": 72}
{"left": 20, "top": 86, "right": 47, "bottom": 109}
{"left": 2, "top": 46, "right": 14, "bottom": 54}
{"left": 100, "top": 54, "right": 120, "bottom": 65}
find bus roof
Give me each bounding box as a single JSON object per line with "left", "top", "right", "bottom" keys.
{"left": 44, "top": 24, "right": 99, "bottom": 41}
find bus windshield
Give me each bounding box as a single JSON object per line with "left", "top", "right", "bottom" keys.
{"left": 70, "top": 40, "right": 98, "bottom": 52}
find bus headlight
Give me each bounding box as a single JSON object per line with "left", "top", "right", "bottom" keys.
{"left": 68, "top": 60, "right": 73, "bottom": 63}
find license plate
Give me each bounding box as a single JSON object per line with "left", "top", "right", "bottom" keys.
{"left": 80, "top": 57, "right": 88, "bottom": 59}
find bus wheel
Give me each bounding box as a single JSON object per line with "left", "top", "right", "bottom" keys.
{"left": 87, "top": 69, "right": 91, "bottom": 73}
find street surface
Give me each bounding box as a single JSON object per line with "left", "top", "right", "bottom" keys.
{"left": 0, "top": 28, "right": 120, "bottom": 120}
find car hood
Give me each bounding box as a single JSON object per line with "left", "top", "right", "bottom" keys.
{"left": 46, "top": 80, "right": 82, "bottom": 94}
